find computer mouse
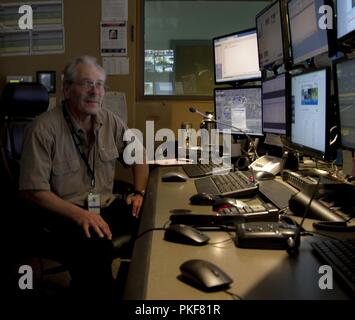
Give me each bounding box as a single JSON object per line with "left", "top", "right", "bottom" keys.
{"left": 189, "top": 193, "right": 216, "bottom": 205}
{"left": 161, "top": 171, "right": 188, "bottom": 182}
{"left": 255, "top": 171, "right": 276, "bottom": 181}
{"left": 212, "top": 198, "right": 247, "bottom": 211}
{"left": 164, "top": 224, "right": 210, "bottom": 246}
{"left": 179, "top": 259, "right": 233, "bottom": 291}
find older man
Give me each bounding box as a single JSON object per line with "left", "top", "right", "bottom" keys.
{"left": 19, "top": 56, "right": 148, "bottom": 300}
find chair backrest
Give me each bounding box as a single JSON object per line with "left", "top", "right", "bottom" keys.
{"left": 0, "top": 83, "right": 49, "bottom": 192}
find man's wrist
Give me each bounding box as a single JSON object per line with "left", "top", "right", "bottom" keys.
{"left": 132, "top": 190, "right": 145, "bottom": 197}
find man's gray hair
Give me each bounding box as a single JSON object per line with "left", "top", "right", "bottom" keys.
{"left": 63, "top": 56, "right": 106, "bottom": 83}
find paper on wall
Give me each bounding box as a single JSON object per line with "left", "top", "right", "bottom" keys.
{"left": 103, "top": 57, "right": 129, "bottom": 75}
{"left": 103, "top": 91, "right": 128, "bottom": 123}
{"left": 101, "top": 21, "right": 127, "bottom": 56}
{"left": 101, "top": 0, "right": 128, "bottom": 21}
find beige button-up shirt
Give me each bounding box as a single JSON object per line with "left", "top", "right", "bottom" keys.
{"left": 19, "top": 104, "right": 127, "bottom": 208}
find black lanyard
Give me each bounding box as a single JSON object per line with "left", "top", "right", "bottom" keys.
{"left": 62, "top": 103, "right": 96, "bottom": 189}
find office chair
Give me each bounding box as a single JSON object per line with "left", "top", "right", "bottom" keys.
{"left": 0, "top": 82, "right": 135, "bottom": 293}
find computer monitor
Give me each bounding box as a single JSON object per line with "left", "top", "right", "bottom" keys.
{"left": 289, "top": 68, "right": 332, "bottom": 160}
{"left": 214, "top": 87, "right": 263, "bottom": 137}
{"left": 337, "top": 0, "right": 355, "bottom": 44}
{"left": 213, "top": 28, "right": 261, "bottom": 84}
{"left": 256, "top": 0, "right": 290, "bottom": 70}
{"left": 262, "top": 73, "right": 289, "bottom": 135}
{"left": 287, "top": 0, "right": 334, "bottom": 65}
{"left": 334, "top": 58, "right": 355, "bottom": 151}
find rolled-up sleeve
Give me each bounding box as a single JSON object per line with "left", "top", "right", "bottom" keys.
{"left": 19, "top": 120, "right": 53, "bottom": 191}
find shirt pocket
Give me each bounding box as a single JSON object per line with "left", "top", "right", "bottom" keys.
{"left": 97, "top": 147, "right": 118, "bottom": 185}
{"left": 51, "top": 157, "right": 82, "bottom": 198}
{"left": 52, "top": 157, "right": 81, "bottom": 175}
{"left": 98, "top": 147, "right": 119, "bottom": 163}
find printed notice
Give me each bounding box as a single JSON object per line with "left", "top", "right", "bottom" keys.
{"left": 101, "top": 0, "right": 128, "bottom": 21}
{"left": 100, "top": 21, "right": 127, "bottom": 56}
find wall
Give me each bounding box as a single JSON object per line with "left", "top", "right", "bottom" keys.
{"left": 0, "top": 0, "right": 267, "bottom": 138}
{"left": 0, "top": 0, "right": 137, "bottom": 127}
{"left": 145, "top": 1, "right": 269, "bottom": 48}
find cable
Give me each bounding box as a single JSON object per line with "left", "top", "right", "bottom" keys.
{"left": 224, "top": 290, "right": 243, "bottom": 300}
{"left": 289, "top": 178, "right": 322, "bottom": 253}
{"left": 134, "top": 227, "right": 166, "bottom": 240}
{"left": 208, "top": 237, "right": 234, "bottom": 247}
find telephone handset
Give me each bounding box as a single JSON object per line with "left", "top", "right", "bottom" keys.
{"left": 249, "top": 155, "right": 283, "bottom": 175}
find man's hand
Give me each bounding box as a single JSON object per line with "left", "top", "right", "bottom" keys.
{"left": 126, "top": 194, "right": 144, "bottom": 218}
{"left": 75, "top": 210, "right": 112, "bottom": 240}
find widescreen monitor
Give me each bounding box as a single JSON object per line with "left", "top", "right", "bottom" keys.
{"left": 256, "top": 0, "right": 289, "bottom": 69}
{"left": 262, "top": 73, "right": 288, "bottom": 135}
{"left": 290, "top": 68, "right": 331, "bottom": 159}
{"left": 337, "top": 0, "right": 355, "bottom": 43}
{"left": 334, "top": 58, "right": 355, "bottom": 150}
{"left": 214, "top": 87, "right": 263, "bottom": 137}
{"left": 288, "top": 0, "right": 334, "bottom": 64}
{"left": 213, "top": 28, "right": 261, "bottom": 84}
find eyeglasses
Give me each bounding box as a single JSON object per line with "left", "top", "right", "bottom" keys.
{"left": 73, "top": 79, "right": 105, "bottom": 90}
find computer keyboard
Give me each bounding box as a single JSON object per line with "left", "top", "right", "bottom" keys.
{"left": 182, "top": 163, "right": 232, "bottom": 178}
{"left": 311, "top": 238, "right": 355, "bottom": 294}
{"left": 258, "top": 179, "right": 297, "bottom": 209}
{"left": 194, "top": 170, "right": 258, "bottom": 197}
{"left": 218, "top": 202, "right": 279, "bottom": 222}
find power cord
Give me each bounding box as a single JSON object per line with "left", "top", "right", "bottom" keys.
{"left": 134, "top": 220, "right": 170, "bottom": 240}
{"left": 224, "top": 290, "right": 243, "bottom": 300}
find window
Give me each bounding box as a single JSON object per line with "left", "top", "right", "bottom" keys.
{"left": 141, "top": 0, "right": 270, "bottom": 98}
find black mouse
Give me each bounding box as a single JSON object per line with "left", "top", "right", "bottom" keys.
{"left": 164, "top": 224, "right": 209, "bottom": 246}
{"left": 190, "top": 193, "right": 216, "bottom": 205}
{"left": 162, "top": 172, "right": 188, "bottom": 182}
{"left": 255, "top": 171, "right": 276, "bottom": 181}
{"left": 179, "top": 259, "right": 233, "bottom": 291}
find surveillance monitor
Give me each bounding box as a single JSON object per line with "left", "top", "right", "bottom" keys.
{"left": 262, "top": 73, "right": 289, "bottom": 135}
{"left": 214, "top": 86, "right": 263, "bottom": 137}
{"left": 256, "top": 0, "right": 290, "bottom": 70}
{"left": 289, "top": 68, "right": 333, "bottom": 160}
{"left": 213, "top": 28, "right": 261, "bottom": 84}
{"left": 287, "top": 0, "right": 335, "bottom": 65}
{"left": 334, "top": 58, "right": 355, "bottom": 151}
{"left": 337, "top": 0, "right": 355, "bottom": 45}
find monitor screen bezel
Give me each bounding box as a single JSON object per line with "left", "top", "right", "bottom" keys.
{"left": 287, "top": 0, "right": 336, "bottom": 66}
{"left": 261, "top": 72, "right": 290, "bottom": 136}
{"left": 286, "top": 67, "right": 333, "bottom": 160}
{"left": 333, "top": 57, "right": 355, "bottom": 152}
{"left": 213, "top": 28, "right": 261, "bottom": 85}
{"left": 213, "top": 85, "right": 264, "bottom": 138}
{"left": 256, "top": 0, "right": 290, "bottom": 70}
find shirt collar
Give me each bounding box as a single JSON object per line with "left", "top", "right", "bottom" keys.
{"left": 63, "top": 102, "right": 103, "bottom": 134}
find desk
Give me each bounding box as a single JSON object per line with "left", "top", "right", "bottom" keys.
{"left": 124, "top": 166, "right": 353, "bottom": 300}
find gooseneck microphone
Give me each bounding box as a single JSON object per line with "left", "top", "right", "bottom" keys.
{"left": 189, "top": 107, "right": 207, "bottom": 118}
{"left": 189, "top": 106, "right": 259, "bottom": 158}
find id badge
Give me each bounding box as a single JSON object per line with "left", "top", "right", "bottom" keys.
{"left": 87, "top": 192, "right": 101, "bottom": 213}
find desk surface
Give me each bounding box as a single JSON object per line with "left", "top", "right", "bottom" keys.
{"left": 124, "top": 167, "right": 353, "bottom": 300}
